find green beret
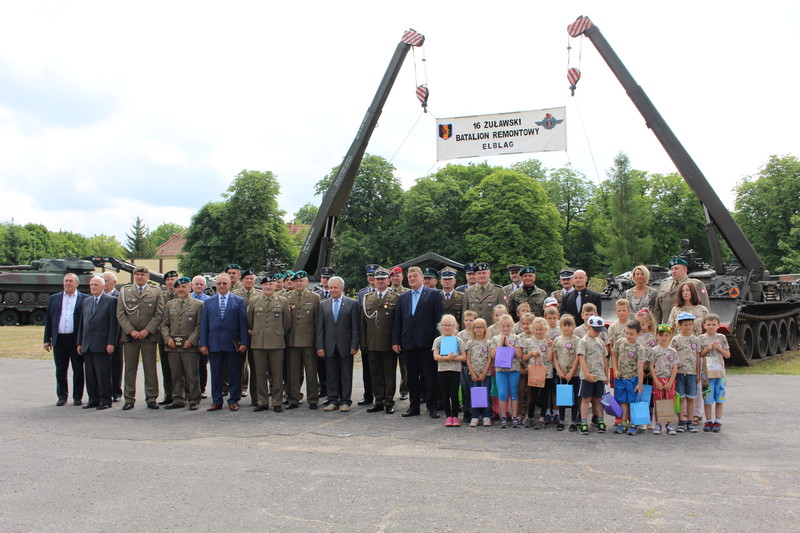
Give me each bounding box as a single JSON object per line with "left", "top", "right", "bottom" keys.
{"left": 520, "top": 266, "right": 537, "bottom": 275}
{"left": 291, "top": 270, "right": 308, "bottom": 281}
{"left": 174, "top": 276, "right": 191, "bottom": 287}
{"left": 668, "top": 257, "right": 688, "bottom": 268}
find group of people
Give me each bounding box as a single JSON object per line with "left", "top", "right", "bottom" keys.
{"left": 42, "top": 257, "right": 729, "bottom": 434}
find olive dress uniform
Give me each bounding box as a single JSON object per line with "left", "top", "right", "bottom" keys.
{"left": 159, "top": 295, "right": 203, "bottom": 408}
{"left": 116, "top": 284, "right": 164, "bottom": 406}
{"left": 463, "top": 283, "right": 505, "bottom": 325}
{"left": 285, "top": 288, "right": 321, "bottom": 407}
{"left": 507, "top": 285, "right": 548, "bottom": 319}
{"left": 361, "top": 287, "right": 399, "bottom": 410}
{"left": 248, "top": 291, "right": 292, "bottom": 409}
{"left": 233, "top": 285, "right": 260, "bottom": 401}
{"left": 158, "top": 287, "right": 178, "bottom": 403}
{"left": 441, "top": 289, "right": 464, "bottom": 326}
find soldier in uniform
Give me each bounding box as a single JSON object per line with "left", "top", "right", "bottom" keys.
{"left": 357, "top": 264, "right": 380, "bottom": 406}
{"left": 281, "top": 270, "right": 295, "bottom": 295}
{"left": 440, "top": 269, "right": 464, "bottom": 326}
{"left": 503, "top": 264, "right": 524, "bottom": 296}
{"left": 315, "top": 267, "right": 335, "bottom": 300}
{"left": 273, "top": 272, "right": 285, "bottom": 293}
{"left": 157, "top": 269, "right": 179, "bottom": 405}
{"left": 389, "top": 266, "right": 408, "bottom": 294}
{"left": 507, "top": 266, "right": 548, "bottom": 320}
{"left": 226, "top": 264, "right": 243, "bottom": 292}
{"left": 285, "top": 271, "right": 321, "bottom": 409}
{"left": 361, "top": 268, "right": 399, "bottom": 414}
{"left": 550, "top": 268, "right": 575, "bottom": 305}
{"left": 456, "top": 262, "right": 477, "bottom": 293}
{"left": 463, "top": 262, "right": 505, "bottom": 325}
{"left": 654, "top": 257, "right": 711, "bottom": 324}
{"left": 160, "top": 277, "right": 203, "bottom": 410}
{"left": 422, "top": 267, "right": 440, "bottom": 290}
{"left": 233, "top": 268, "right": 259, "bottom": 403}
{"left": 248, "top": 275, "right": 292, "bottom": 412}
{"left": 116, "top": 265, "right": 165, "bottom": 410}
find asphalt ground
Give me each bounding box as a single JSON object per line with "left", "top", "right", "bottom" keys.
{"left": 1, "top": 358, "right": 798, "bottom": 532}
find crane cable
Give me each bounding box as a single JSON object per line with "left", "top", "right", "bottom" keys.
{"left": 565, "top": 31, "right": 602, "bottom": 184}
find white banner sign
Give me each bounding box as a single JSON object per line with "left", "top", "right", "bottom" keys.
{"left": 436, "top": 107, "right": 566, "bottom": 161}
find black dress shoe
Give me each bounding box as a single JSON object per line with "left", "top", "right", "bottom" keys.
{"left": 73, "top": 400, "right": 83, "bottom": 406}
{"left": 399, "top": 393, "right": 409, "bottom": 401}
{"left": 189, "top": 404, "right": 199, "bottom": 411}
{"left": 158, "top": 399, "right": 171, "bottom": 405}
{"left": 357, "top": 398, "right": 373, "bottom": 406}
{"left": 401, "top": 408, "right": 420, "bottom": 417}
{"left": 164, "top": 403, "right": 184, "bottom": 410}
{"left": 122, "top": 403, "right": 134, "bottom": 411}
{"left": 429, "top": 410, "right": 440, "bottom": 419}
{"left": 366, "top": 405, "right": 384, "bottom": 413}
{"left": 147, "top": 402, "right": 159, "bottom": 409}
{"left": 273, "top": 406, "right": 283, "bottom": 413}
{"left": 286, "top": 403, "right": 299, "bottom": 410}
{"left": 385, "top": 406, "right": 395, "bottom": 414}
{"left": 83, "top": 403, "right": 99, "bottom": 409}
{"left": 251, "top": 400, "right": 259, "bottom": 407}
{"left": 309, "top": 403, "right": 318, "bottom": 410}
{"left": 253, "top": 405, "right": 268, "bottom": 412}
{"left": 56, "top": 399, "right": 66, "bottom": 406}
{"left": 96, "top": 404, "right": 110, "bottom": 410}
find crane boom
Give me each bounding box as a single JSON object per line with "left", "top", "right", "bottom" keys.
{"left": 293, "top": 29, "right": 425, "bottom": 277}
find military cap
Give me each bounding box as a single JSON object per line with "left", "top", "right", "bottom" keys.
{"left": 260, "top": 275, "right": 276, "bottom": 284}
{"left": 242, "top": 268, "right": 256, "bottom": 277}
{"left": 676, "top": 312, "right": 696, "bottom": 322}
{"left": 291, "top": 270, "right": 308, "bottom": 281}
{"left": 284, "top": 270, "right": 295, "bottom": 278}
{"left": 365, "top": 264, "right": 380, "bottom": 275}
{"left": 423, "top": 267, "right": 439, "bottom": 279}
{"left": 473, "top": 262, "right": 490, "bottom": 272}
{"left": 174, "top": 276, "right": 191, "bottom": 287}
{"left": 463, "top": 262, "right": 477, "bottom": 274}
{"left": 225, "top": 263, "right": 241, "bottom": 272}
{"left": 273, "top": 272, "right": 285, "bottom": 280}
{"left": 668, "top": 257, "right": 688, "bottom": 268}
{"left": 657, "top": 323, "right": 673, "bottom": 333}
{"left": 373, "top": 267, "right": 390, "bottom": 279}
{"left": 587, "top": 315, "right": 607, "bottom": 332}
{"left": 320, "top": 267, "right": 336, "bottom": 277}
{"left": 164, "top": 270, "right": 179, "bottom": 279}
{"left": 390, "top": 266, "right": 403, "bottom": 275}
{"left": 559, "top": 268, "right": 575, "bottom": 279}
{"left": 440, "top": 269, "right": 456, "bottom": 280}
{"left": 133, "top": 265, "right": 149, "bottom": 274}
{"left": 507, "top": 264, "right": 524, "bottom": 272}
{"left": 520, "top": 266, "right": 537, "bottom": 275}
{"left": 544, "top": 297, "right": 559, "bottom": 307}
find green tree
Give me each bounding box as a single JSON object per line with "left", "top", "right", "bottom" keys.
{"left": 544, "top": 167, "right": 598, "bottom": 274}
{"left": 778, "top": 213, "right": 800, "bottom": 272}
{"left": 179, "top": 202, "right": 228, "bottom": 274}
{"left": 85, "top": 234, "right": 127, "bottom": 257}
{"left": 147, "top": 222, "right": 186, "bottom": 250}
{"left": 510, "top": 158, "right": 548, "bottom": 182}
{"left": 124, "top": 216, "right": 155, "bottom": 258}
{"left": 462, "top": 169, "right": 564, "bottom": 290}
{"left": 646, "top": 172, "right": 709, "bottom": 265}
{"left": 292, "top": 202, "right": 318, "bottom": 225}
{"left": 734, "top": 155, "right": 800, "bottom": 273}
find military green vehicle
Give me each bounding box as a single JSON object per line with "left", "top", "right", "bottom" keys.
{"left": 0, "top": 258, "right": 97, "bottom": 326}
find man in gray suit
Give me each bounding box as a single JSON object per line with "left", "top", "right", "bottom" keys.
{"left": 316, "top": 276, "right": 360, "bottom": 412}
{"left": 77, "top": 276, "right": 120, "bottom": 410}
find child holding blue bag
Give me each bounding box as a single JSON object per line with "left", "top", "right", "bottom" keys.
{"left": 432, "top": 314, "right": 466, "bottom": 427}
{"left": 552, "top": 314, "right": 581, "bottom": 431}
{"left": 611, "top": 320, "right": 647, "bottom": 435}
{"left": 464, "top": 318, "right": 492, "bottom": 427}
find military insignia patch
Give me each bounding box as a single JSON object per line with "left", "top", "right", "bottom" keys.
{"left": 535, "top": 113, "right": 564, "bottom": 130}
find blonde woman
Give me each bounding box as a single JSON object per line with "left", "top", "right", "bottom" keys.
{"left": 623, "top": 265, "right": 658, "bottom": 314}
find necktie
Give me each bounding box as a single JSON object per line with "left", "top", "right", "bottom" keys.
{"left": 446, "top": 292, "right": 450, "bottom": 301}
{"left": 412, "top": 290, "right": 420, "bottom": 315}
{"left": 576, "top": 292, "right": 582, "bottom": 313}
{"left": 324, "top": 290, "right": 329, "bottom": 299}
{"left": 333, "top": 299, "right": 340, "bottom": 321}
{"left": 219, "top": 295, "right": 227, "bottom": 318}
{"left": 138, "top": 286, "right": 143, "bottom": 295}
{"left": 480, "top": 285, "right": 485, "bottom": 295}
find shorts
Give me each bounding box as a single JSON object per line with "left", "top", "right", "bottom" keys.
{"left": 578, "top": 379, "right": 605, "bottom": 399}
{"left": 675, "top": 373, "right": 698, "bottom": 399}
{"left": 614, "top": 376, "right": 638, "bottom": 404}
{"left": 703, "top": 377, "right": 726, "bottom": 405}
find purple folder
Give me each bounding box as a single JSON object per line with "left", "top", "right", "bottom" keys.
{"left": 494, "top": 346, "right": 515, "bottom": 369}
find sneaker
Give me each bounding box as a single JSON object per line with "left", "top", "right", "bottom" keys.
{"left": 712, "top": 421, "right": 722, "bottom": 433}
{"left": 568, "top": 423, "right": 578, "bottom": 432}
{"left": 627, "top": 425, "right": 638, "bottom": 436}
{"left": 452, "top": 417, "right": 461, "bottom": 427}
{"left": 687, "top": 422, "right": 698, "bottom": 433}
{"left": 579, "top": 423, "right": 589, "bottom": 435}
{"left": 615, "top": 423, "right": 626, "bottom": 434}
{"left": 469, "top": 418, "right": 479, "bottom": 427}
{"left": 445, "top": 417, "right": 453, "bottom": 427}
{"left": 483, "top": 417, "right": 492, "bottom": 427}
{"left": 597, "top": 421, "right": 607, "bottom": 433}
{"left": 534, "top": 420, "right": 544, "bottom": 430}
{"left": 676, "top": 421, "right": 686, "bottom": 433}
{"left": 703, "top": 421, "right": 714, "bottom": 432}
{"left": 639, "top": 424, "right": 649, "bottom": 432}
{"left": 556, "top": 422, "right": 565, "bottom": 431}
{"left": 652, "top": 423, "right": 662, "bottom": 435}
{"left": 511, "top": 417, "right": 521, "bottom": 428}
{"left": 500, "top": 417, "right": 509, "bottom": 428}
{"left": 666, "top": 423, "right": 677, "bottom": 435}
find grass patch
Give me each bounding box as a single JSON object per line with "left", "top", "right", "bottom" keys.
{"left": 0, "top": 326, "right": 49, "bottom": 359}
{"left": 728, "top": 350, "right": 800, "bottom": 375}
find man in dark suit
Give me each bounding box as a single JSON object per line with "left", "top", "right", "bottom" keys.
{"left": 43, "top": 273, "right": 89, "bottom": 406}
{"left": 199, "top": 272, "right": 249, "bottom": 411}
{"left": 561, "top": 269, "right": 602, "bottom": 326}
{"left": 316, "top": 276, "right": 360, "bottom": 412}
{"left": 392, "top": 266, "right": 445, "bottom": 418}
{"left": 102, "top": 271, "right": 123, "bottom": 402}
{"left": 76, "top": 276, "right": 120, "bottom": 410}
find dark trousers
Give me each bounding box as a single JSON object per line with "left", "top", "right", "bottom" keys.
{"left": 399, "top": 355, "right": 408, "bottom": 395}
{"left": 558, "top": 376, "right": 581, "bottom": 423}
{"left": 360, "top": 348, "right": 373, "bottom": 402}
{"left": 317, "top": 352, "right": 327, "bottom": 397}
{"left": 325, "top": 348, "right": 354, "bottom": 406}
{"left": 438, "top": 370, "right": 461, "bottom": 418}
{"left": 369, "top": 350, "right": 398, "bottom": 407}
{"left": 111, "top": 345, "right": 123, "bottom": 398}
{"left": 405, "top": 347, "right": 438, "bottom": 412}
{"left": 53, "top": 334, "right": 83, "bottom": 401}
{"left": 85, "top": 351, "right": 112, "bottom": 407}
{"left": 198, "top": 353, "right": 208, "bottom": 393}
{"left": 158, "top": 341, "right": 172, "bottom": 401}
{"left": 210, "top": 351, "right": 242, "bottom": 405}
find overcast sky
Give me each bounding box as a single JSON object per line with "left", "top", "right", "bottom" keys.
{"left": 1, "top": 1, "right": 797, "bottom": 245}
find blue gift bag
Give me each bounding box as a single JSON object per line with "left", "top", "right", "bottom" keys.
{"left": 630, "top": 399, "right": 651, "bottom": 426}
{"left": 640, "top": 384, "right": 653, "bottom": 405}
{"left": 556, "top": 383, "right": 574, "bottom": 406}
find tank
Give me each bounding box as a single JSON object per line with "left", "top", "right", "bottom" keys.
{"left": 0, "top": 258, "right": 97, "bottom": 326}
{"left": 601, "top": 244, "right": 800, "bottom": 365}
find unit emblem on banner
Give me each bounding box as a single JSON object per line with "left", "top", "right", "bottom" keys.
{"left": 535, "top": 113, "right": 564, "bottom": 130}
{"left": 438, "top": 124, "right": 453, "bottom": 140}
